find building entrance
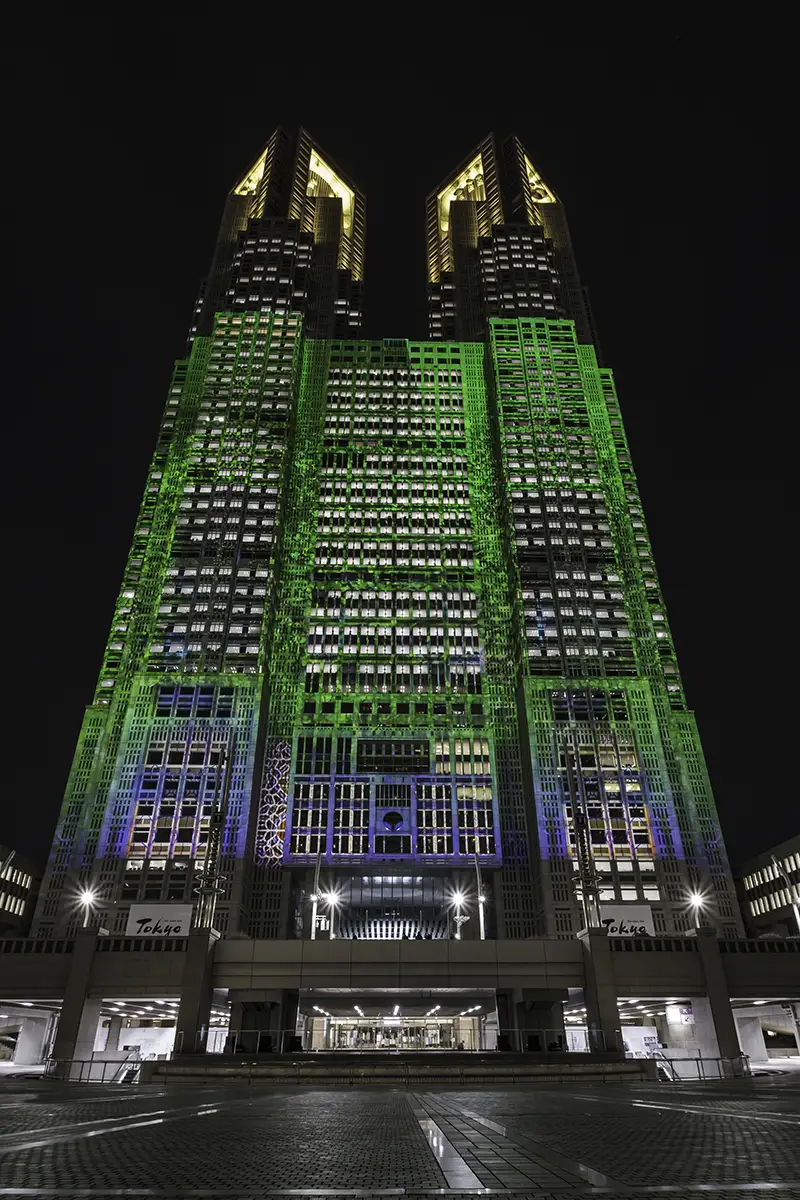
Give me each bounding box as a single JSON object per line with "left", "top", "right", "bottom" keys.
{"left": 298, "top": 991, "right": 493, "bottom": 1051}
{"left": 315, "top": 1017, "right": 478, "bottom": 1051}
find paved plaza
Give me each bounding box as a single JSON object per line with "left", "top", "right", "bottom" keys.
{"left": 0, "top": 1075, "right": 798, "bottom": 1197}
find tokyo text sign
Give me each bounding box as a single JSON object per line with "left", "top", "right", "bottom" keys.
{"left": 125, "top": 904, "right": 193, "bottom": 937}
{"left": 599, "top": 903, "right": 655, "bottom": 937}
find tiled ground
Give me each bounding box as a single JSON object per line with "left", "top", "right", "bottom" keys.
{"left": 0, "top": 1075, "right": 797, "bottom": 1197}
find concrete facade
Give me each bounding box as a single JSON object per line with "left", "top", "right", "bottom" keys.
{"left": 2, "top": 929, "right": 799, "bottom": 1070}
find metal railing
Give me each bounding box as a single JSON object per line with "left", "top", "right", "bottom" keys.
{"left": 41, "top": 1045, "right": 749, "bottom": 1085}
{"left": 44, "top": 1053, "right": 145, "bottom": 1084}
{"left": 650, "top": 1051, "right": 750, "bottom": 1080}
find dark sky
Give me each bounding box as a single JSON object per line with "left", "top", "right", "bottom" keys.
{"left": 7, "top": 19, "right": 788, "bottom": 872}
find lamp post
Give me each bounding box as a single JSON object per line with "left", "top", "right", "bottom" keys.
{"left": 473, "top": 851, "right": 486, "bottom": 940}
{"left": 322, "top": 890, "right": 340, "bottom": 939}
{"left": 79, "top": 887, "right": 97, "bottom": 928}
{"left": 309, "top": 851, "right": 322, "bottom": 940}
{"left": 451, "top": 889, "right": 469, "bottom": 939}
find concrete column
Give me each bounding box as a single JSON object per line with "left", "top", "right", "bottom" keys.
{"left": 105, "top": 1015, "right": 124, "bottom": 1055}
{"left": 580, "top": 933, "right": 622, "bottom": 1054}
{"left": 309, "top": 1016, "right": 326, "bottom": 1051}
{"left": 735, "top": 1015, "right": 767, "bottom": 1064}
{"left": 695, "top": 927, "right": 740, "bottom": 1060}
{"left": 175, "top": 931, "right": 219, "bottom": 1055}
{"left": 279, "top": 990, "right": 300, "bottom": 1051}
{"left": 51, "top": 929, "right": 100, "bottom": 1063}
{"left": 791, "top": 1004, "right": 800, "bottom": 1056}
{"left": 691, "top": 997, "right": 724, "bottom": 1057}
{"left": 520, "top": 992, "right": 567, "bottom": 1052}
{"left": 514, "top": 1001, "right": 529, "bottom": 1051}
{"left": 13, "top": 1017, "right": 49, "bottom": 1065}
{"left": 580, "top": 932, "right": 622, "bottom": 1054}
{"left": 228, "top": 991, "right": 295, "bottom": 1053}
{"left": 494, "top": 988, "right": 519, "bottom": 1051}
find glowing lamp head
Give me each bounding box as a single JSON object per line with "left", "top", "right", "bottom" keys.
{"left": 689, "top": 890, "right": 706, "bottom": 909}
{"left": 79, "top": 888, "right": 96, "bottom": 906}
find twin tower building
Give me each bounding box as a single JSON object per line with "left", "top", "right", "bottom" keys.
{"left": 33, "top": 128, "right": 742, "bottom": 943}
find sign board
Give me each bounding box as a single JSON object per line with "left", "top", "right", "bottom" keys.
{"left": 621, "top": 1024, "right": 659, "bottom": 1057}
{"left": 125, "top": 904, "right": 193, "bottom": 937}
{"left": 599, "top": 903, "right": 654, "bottom": 937}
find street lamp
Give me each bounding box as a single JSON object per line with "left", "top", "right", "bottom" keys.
{"left": 322, "top": 889, "right": 340, "bottom": 939}
{"left": 79, "top": 887, "right": 97, "bottom": 928}
{"left": 451, "top": 889, "right": 469, "bottom": 939}
{"left": 688, "top": 889, "right": 707, "bottom": 929}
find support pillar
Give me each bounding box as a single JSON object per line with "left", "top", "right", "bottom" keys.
{"left": 580, "top": 931, "right": 622, "bottom": 1054}
{"left": 494, "top": 988, "right": 519, "bottom": 1051}
{"left": 51, "top": 928, "right": 101, "bottom": 1064}
{"left": 695, "top": 926, "right": 741, "bottom": 1061}
{"left": 13, "top": 1016, "right": 50, "bottom": 1065}
{"left": 279, "top": 989, "right": 300, "bottom": 1051}
{"left": 175, "top": 930, "right": 219, "bottom": 1055}
{"left": 104, "top": 1014, "right": 124, "bottom": 1055}
{"left": 734, "top": 1015, "right": 767, "bottom": 1064}
{"left": 520, "top": 990, "right": 567, "bottom": 1052}
{"left": 227, "top": 990, "right": 296, "bottom": 1053}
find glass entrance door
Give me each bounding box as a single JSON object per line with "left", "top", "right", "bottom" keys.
{"left": 314, "top": 1017, "right": 479, "bottom": 1050}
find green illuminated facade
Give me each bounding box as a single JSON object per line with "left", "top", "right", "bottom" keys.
{"left": 33, "top": 130, "right": 742, "bottom": 941}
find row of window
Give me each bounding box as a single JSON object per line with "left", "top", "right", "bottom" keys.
{"left": 0, "top": 864, "right": 33, "bottom": 888}
{"left": 311, "top": 599, "right": 477, "bottom": 620}
{"left": 743, "top": 854, "right": 800, "bottom": 891}
{"left": 750, "top": 889, "right": 799, "bottom": 915}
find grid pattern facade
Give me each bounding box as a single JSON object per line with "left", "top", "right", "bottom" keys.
{"left": 32, "top": 132, "right": 741, "bottom": 941}
{"left": 34, "top": 314, "right": 302, "bottom": 937}
{"left": 486, "top": 318, "right": 740, "bottom": 937}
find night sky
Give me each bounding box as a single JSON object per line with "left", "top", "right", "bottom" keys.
{"left": 7, "top": 21, "right": 788, "bottom": 872}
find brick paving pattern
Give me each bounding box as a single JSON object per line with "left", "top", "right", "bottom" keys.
{"left": 0, "top": 1075, "right": 797, "bottom": 1197}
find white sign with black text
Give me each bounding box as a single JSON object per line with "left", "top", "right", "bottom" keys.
{"left": 125, "top": 904, "right": 194, "bottom": 938}
{"left": 599, "top": 903, "right": 655, "bottom": 937}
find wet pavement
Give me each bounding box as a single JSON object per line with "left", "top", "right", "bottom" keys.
{"left": 0, "top": 1074, "right": 798, "bottom": 1197}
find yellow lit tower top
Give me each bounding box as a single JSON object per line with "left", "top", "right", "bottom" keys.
{"left": 426, "top": 133, "right": 593, "bottom": 345}
{"left": 192, "top": 127, "right": 365, "bottom": 342}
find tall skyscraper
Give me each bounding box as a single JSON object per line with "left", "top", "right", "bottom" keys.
{"left": 33, "top": 129, "right": 742, "bottom": 943}
{"left": 426, "top": 133, "right": 595, "bottom": 346}
{"left": 190, "top": 127, "right": 365, "bottom": 347}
